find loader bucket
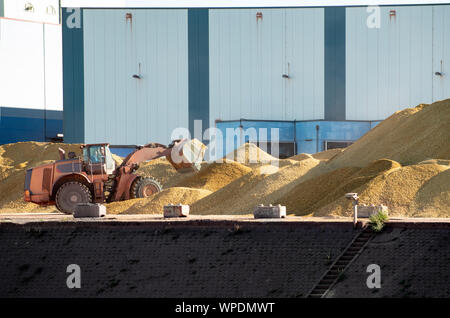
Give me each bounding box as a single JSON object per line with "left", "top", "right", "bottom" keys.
{"left": 166, "top": 138, "right": 207, "bottom": 173}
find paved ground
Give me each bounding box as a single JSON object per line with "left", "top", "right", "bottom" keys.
{"left": 1, "top": 212, "right": 449, "bottom": 225}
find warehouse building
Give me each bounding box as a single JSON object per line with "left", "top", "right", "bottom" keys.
{"left": 61, "top": 1, "right": 450, "bottom": 157}
{"left": 0, "top": 0, "right": 63, "bottom": 144}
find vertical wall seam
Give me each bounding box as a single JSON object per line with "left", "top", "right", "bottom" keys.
{"left": 324, "top": 7, "right": 346, "bottom": 121}
{"left": 188, "top": 9, "right": 209, "bottom": 140}
{"left": 62, "top": 8, "right": 84, "bottom": 143}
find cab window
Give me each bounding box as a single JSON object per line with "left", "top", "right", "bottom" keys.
{"left": 83, "top": 146, "right": 104, "bottom": 164}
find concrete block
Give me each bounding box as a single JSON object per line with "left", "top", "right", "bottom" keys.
{"left": 74, "top": 203, "right": 106, "bottom": 218}
{"left": 164, "top": 204, "right": 189, "bottom": 218}
{"left": 254, "top": 204, "right": 286, "bottom": 219}
{"left": 357, "top": 204, "right": 388, "bottom": 218}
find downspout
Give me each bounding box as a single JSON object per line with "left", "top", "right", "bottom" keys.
{"left": 239, "top": 118, "right": 244, "bottom": 146}
{"left": 43, "top": 23, "right": 47, "bottom": 141}
{"left": 316, "top": 124, "right": 320, "bottom": 153}
{"left": 293, "top": 120, "right": 297, "bottom": 154}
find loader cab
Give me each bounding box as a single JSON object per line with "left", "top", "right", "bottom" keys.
{"left": 81, "top": 144, "right": 115, "bottom": 175}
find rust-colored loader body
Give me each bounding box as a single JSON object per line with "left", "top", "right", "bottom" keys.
{"left": 24, "top": 139, "right": 206, "bottom": 214}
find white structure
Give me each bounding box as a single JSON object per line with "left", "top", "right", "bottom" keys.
{"left": 0, "top": 0, "right": 63, "bottom": 143}
{"left": 2, "top": 0, "right": 59, "bottom": 24}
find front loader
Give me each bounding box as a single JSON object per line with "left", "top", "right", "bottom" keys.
{"left": 24, "top": 139, "right": 206, "bottom": 214}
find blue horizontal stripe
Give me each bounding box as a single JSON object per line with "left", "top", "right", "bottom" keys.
{"left": 0, "top": 107, "right": 63, "bottom": 145}
{"left": 215, "top": 120, "right": 376, "bottom": 156}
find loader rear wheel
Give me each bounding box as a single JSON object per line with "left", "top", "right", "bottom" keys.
{"left": 130, "top": 177, "right": 162, "bottom": 199}
{"left": 55, "top": 181, "right": 93, "bottom": 214}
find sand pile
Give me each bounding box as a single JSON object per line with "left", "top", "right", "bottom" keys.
{"left": 328, "top": 99, "right": 450, "bottom": 168}
{"left": 0, "top": 142, "right": 81, "bottom": 213}
{"left": 175, "top": 160, "right": 252, "bottom": 191}
{"left": 223, "top": 143, "right": 277, "bottom": 164}
{"left": 312, "top": 148, "right": 344, "bottom": 161}
{"left": 277, "top": 159, "right": 401, "bottom": 216}
{"left": 290, "top": 149, "right": 344, "bottom": 162}
{"left": 112, "top": 154, "right": 123, "bottom": 166}
{"left": 314, "top": 163, "right": 449, "bottom": 217}
{"left": 1, "top": 99, "right": 448, "bottom": 218}
{"left": 414, "top": 168, "right": 450, "bottom": 216}
{"left": 191, "top": 158, "right": 322, "bottom": 214}
{"left": 418, "top": 159, "right": 450, "bottom": 166}
{"left": 106, "top": 187, "right": 212, "bottom": 214}
{"left": 290, "top": 153, "right": 313, "bottom": 161}
{"left": 136, "top": 157, "right": 196, "bottom": 188}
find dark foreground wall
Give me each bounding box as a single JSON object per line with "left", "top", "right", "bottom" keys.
{"left": 0, "top": 221, "right": 448, "bottom": 297}
{"left": 329, "top": 225, "right": 450, "bottom": 298}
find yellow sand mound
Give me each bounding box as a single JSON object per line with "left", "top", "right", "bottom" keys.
{"left": 277, "top": 159, "right": 401, "bottom": 215}
{"left": 136, "top": 157, "right": 196, "bottom": 188}
{"left": 191, "top": 158, "right": 322, "bottom": 214}
{"left": 290, "top": 149, "right": 345, "bottom": 162}
{"left": 107, "top": 187, "right": 212, "bottom": 214}
{"left": 112, "top": 154, "right": 123, "bottom": 166}
{"left": 312, "top": 148, "right": 344, "bottom": 160}
{"left": 1, "top": 100, "right": 448, "bottom": 218}
{"left": 290, "top": 153, "right": 313, "bottom": 161}
{"left": 0, "top": 142, "right": 81, "bottom": 213}
{"left": 414, "top": 168, "right": 450, "bottom": 216}
{"left": 223, "top": 143, "right": 277, "bottom": 164}
{"left": 314, "top": 163, "right": 449, "bottom": 217}
{"left": 417, "top": 159, "right": 450, "bottom": 166}
{"left": 175, "top": 160, "right": 252, "bottom": 191}
{"left": 328, "top": 99, "right": 450, "bottom": 168}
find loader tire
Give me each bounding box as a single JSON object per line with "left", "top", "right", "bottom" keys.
{"left": 130, "top": 177, "right": 162, "bottom": 199}
{"left": 55, "top": 181, "right": 93, "bottom": 214}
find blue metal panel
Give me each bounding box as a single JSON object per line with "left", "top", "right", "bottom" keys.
{"left": 240, "top": 121, "right": 294, "bottom": 142}
{"left": 213, "top": 120, "right": 295, "bottom": 160}
{"left": 295, "top": 121, "right": 371, "bottom": 153}
{"left": 324, "top": 7, "right": 346, "bottom": 121}
{"left": 0, "top": 107, "right": 63, "bottom": 144}
{"left": 109, "top": 147, "right": 135, "bottom": 157}
{"left": 370, "top": 121, "right": 381, "bottom": 129}
{"left": 213, "top": 121, "right": 242, "bottom": 160}
{"left": 188, "top": 9, "right": 210, "bottom": 141}
{"left": 62, "top": 8, "right": 85, "bottom": 143}
{"left": 214, "top": 119, "right": 376, "bottom": 157}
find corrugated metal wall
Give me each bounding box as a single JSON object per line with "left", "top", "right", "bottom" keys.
{"left": 346, "top": 5, "right": 450, "bottom": 120}
{"left": 73, "top": 5, "right": 449, "bottom": 148}
{"left": 209, "top": 8, "right": 324, "bottom": 127}
{"left": 83, "top": 9, "right": 188, "bottom": 145}
{"left": 432, "top": 5, "right": 450, "bottom": 102}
